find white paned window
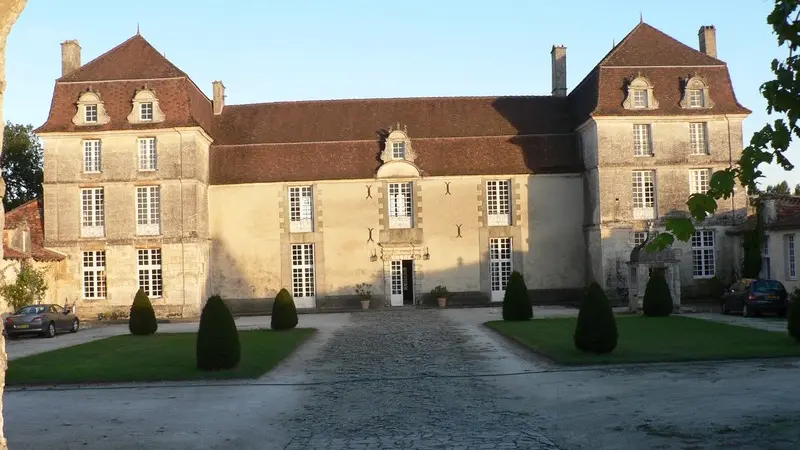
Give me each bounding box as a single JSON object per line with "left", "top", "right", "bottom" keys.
{"left": 633, "top": 232, "right": 647, "bottom": 247}
{"left": 388, "top": 182, "right": 413, "bottom": 229}
{"left": 82, "top": 251, "right": 107, "bottom": 299}
{"left": 291, "top": 244, "right": 316, "bottom": 307}
{"left": 489, "top": 238, "right": 512, "bottom": 302}
{"left": 138, "top": 138, "right": 157, "bottom": 171}
{"left": 137, "top": 249, "right": 163, "bottom": 298}
{"left": 690, "top": 122, "right": 709, "bottom": 155}
{"left": 486, "top": 180, "right": 511, "bottom": 226}
{"left": 140, "top": 102, "right": 154, "bottom": 121}
{"left": 761, "top": 235, "right": 772, "bottom": 279}
{"left": 392, "top": 142, "right": 406, "bottom": 159}
{"left": 633, "top": 124, "right": 653, "bottom": 156}
{"left": 690, "top": 169, "right": 711, "bottom": 195}
{"left": 83, "top": 140, "right": 101, "bottom": 173}
{"left": 631, "top": 89, "right": 648, "bottom": 109}
{"left": 136, "top": 186, "right": 161, "bottom": 236}
{"left": 631, "top": 170, "right": 656, "bottom": 219}
{"left": 289, "top": 186, "right": 314, "bottom": 233}
{"left": 787, "top": 235, "right": 797, "bottom": 280}
{"left": 81, "top": 188, "right": 105, "bottom": 237}
{"left": 691, "top": 230, "right": 716, "bottom": 278}
{"left": 687, "top": 89, "right": 704, "bottom": 108}
{"left": 85, "top": 104, "right": 98, "bottom": 123}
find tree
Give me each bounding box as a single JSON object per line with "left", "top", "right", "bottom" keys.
{"left": 765, "top": 180, "right": 790, "bottom": 194}
{"left": 0, "top": 260, "right": 47, "bottom": 311}
{"left": 196, "top": 295, "right": 241, "bottom": 370}
{"left": 1, "top": 123, "right": 42, "bottom": 210}
{"left": 794, "top": 183, "right": 800, "bottom": 195}
{"left": 742, "top": 205, "right": 765, "bottom": 278}
{"left": 502, "top": 271, "right": 533, "bottom": 321}
{"left": 642, "top": 271, "right": 674, "bottom": 317}
{"left": 574, "top": 282, "right": 618, "bottom": 354}
{"left": 128, "top": 288, "right": 158, "bottom": 335}
{"left": 271, "top": 288, "right": 298, "bottom": 330}
{"left": 650, "top": 1, "right": 800, "bottom": 251}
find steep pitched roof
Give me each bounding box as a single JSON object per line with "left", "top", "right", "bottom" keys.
{"left": 600, "top": 22, "right": 724, "bottom": 67}
{"left": 58, "top": 34, "right": 187, "bottom": 82}
{"left": 3, "top": 199, "right": 65, "bottom": 262}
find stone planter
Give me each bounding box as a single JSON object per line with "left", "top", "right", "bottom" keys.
{"left": 437, "top": 297, "right": 447, "bottom": 308}
{"left": 360, "top": 300, "right": 370, "bottom": 310}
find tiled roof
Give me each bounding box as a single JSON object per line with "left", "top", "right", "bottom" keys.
{"left": 728, "top": 196, "right": 800, "bottom": 235}
{"left": 599, "top": 23, "right": 723, "bottom": 67}
{"left": 3, "top": 199, "right": 65, "bottom": 262}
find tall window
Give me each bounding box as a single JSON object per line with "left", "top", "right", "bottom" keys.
{"left": 762, "top": 235, "right": 771, "bottom": 279}
{"left": 689, "top": 122, "right": 709, "bottom": 155}
{"left": 787, "top": 235, "right": 796, "bottom": 280}
{"left": 388, "top": 182, "right": 413, "bottom": 229}
{"left": 138, "top": 138, "right": 157, "bottom": 171}
{"left": 82, "top": 251, "right": 107, "bottom": 299}
{"left": 633, "top": 232, "right": 647, "bottom": 247}
{"left": 687, "top": 89, "right": 705, "bottom": 108}
{"left": 289, "top": 186, "right": 313, "bottom": 233}
{"left": 631, "top": 89, "right": 648, "bottom": 109}
{"left": 486, "top": 180, "right": 511, "bottom": 226}
{"left": 392, "top": 142, "right": 406, "bottom": 159}
{"left": 136, "top": 186, "right": 161, "bottom": 236}
{"left": 137, "top": 249, "right": 162, "bottom": 298}
{"left": 631, "top": 170, "right": 655, "bottom": 219}
{"left": 690, "top": 169, "right": 711, "bottom": 195}
{"left": 291, "top": 244, "right": 315, "bottom": 303}
{"left": 489, "top": 238, "right": 512, "bottom": 302}
{"left": 633, "top": 124, "right": 653, "bottom": 156}
{"left": 85, "top": 104, "right": 98, "bottom": 123}
{"left": 140, "top": 102, "right": 154, "bottom": 121}
{"left": 692, "top": 230, "right": 716, "bottom": 278}
{"left": 81, "top": 188, "right": 105, "bottom": 237}
{"left": 83, "top": 140, "right": 102, "bottom": 173}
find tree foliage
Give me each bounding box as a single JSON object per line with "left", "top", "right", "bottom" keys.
{"left": 0, "top": 260, "right": 47, "bottom": 311}
{"left": 196, "top": 295, "right": 241, "bottom": 370}
{"left": 742, "top": 206, "right": 765, "bottom": 278}
{"left": 1, "top": 123, "right": 43, "bottom": 211}
{"left": 129, "top": 288, "right": 158, "bottom": 335}
{"left": 502, "top": 271, "right": 533, "bottom": 321}
{"left": 271, "top": 288, "right": 299, "bottom": 330}
{"left": 650, "top": 1, "right": 800, "bottom": 251}
{"left": 642, "top": 271, "right": 674, "bottom": 317}
{"left": 574, "top": 282, "right": 618, "bottom": 354}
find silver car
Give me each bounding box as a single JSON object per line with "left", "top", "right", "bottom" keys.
{"left": 4, "top": 304, "right": 80, "bottom": 339}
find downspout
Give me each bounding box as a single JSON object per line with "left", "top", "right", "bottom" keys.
{"left": 173, "top": 128, "right": 187, "bottom": 317}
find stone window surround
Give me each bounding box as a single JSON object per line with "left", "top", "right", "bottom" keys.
{"left": 72, "top": 90, "right": 111, "bottom": 126}
{"left": 477, "top": 178, "right": 522, "bottom": 228}
{"left": 691, "top": 229, "right": 716, "bottom": 279}
{"left": 127, "top": 86, "right": 166, "bottom": 124}
{"left": 632, "top": 123, "right": 653, "bottom": 157}
{"left": 278, "top": 184, "right": 327, "bottom": 302}
{"left": 380, "top": 128, "right": 417, "bottom": 164}
{"left": 680, "top": 75, "right": 715, "bottom": 109}
{"left": 622, "top": 75, "right": 659, "bottom": 111}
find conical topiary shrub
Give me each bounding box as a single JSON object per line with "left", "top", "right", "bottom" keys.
{"left": 574, "top": 282, "right": 618, "bottom": 354}
{"left": 196, "top": 295, "right": 241, "bottom": 371}
{"left": 129, "top": 288, "right": 157, "bottom": 335}
{"left": 788, "top": 290, "right": 800, "bottom": 342}
{"left": 502, "top": 271, "right": 533, "bottom": 321}
{"left": 271, "top": 288, "right": 298, "bottom": 330}
{"left": 642, "top": 271, "right": 674, "bottom": 317}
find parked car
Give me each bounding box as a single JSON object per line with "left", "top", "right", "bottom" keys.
{"left": 4, "top": 304, "right": 80, "bottom": 339}
{"left": 721, "top": 278, "right": 788, "bottom": 317}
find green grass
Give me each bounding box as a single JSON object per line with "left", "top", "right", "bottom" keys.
{"left": 487, "top": 316, "right": 800, "bottom": 365}
{"left": 7, "top": 328, "right": 315, "bottom": 385}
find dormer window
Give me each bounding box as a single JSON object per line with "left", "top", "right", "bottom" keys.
{"left": 687, "top": 89, "right": 704, "bottom": 108}
{"left": 127, "top": 87, "right": 166, "bottom": 124}
{"left": 623, "top": 75, "right": 659, "bottom": 111}
{"left": 380, "top": 124, "right": 417, "bottom": 165}
{"left": 392, "top": 142, "right": 406, "bottom": 159}
{"left": 680, "top": 75, "right": 714, "bottom": 109}
{"left": 140, "top": 102, "right": 154, "bottom": 121}
{"left": 632, "top": 89, "right": 648, "bottom": 109}
{"left": 72, "top": 90, "right": 110, "bottom": 126}
{"left": 85, "top": 104, "right": 98, "bottom": 123}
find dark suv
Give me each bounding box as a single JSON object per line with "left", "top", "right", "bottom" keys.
{"left": 721, "top": 278, "right": 788, "bottom": 317}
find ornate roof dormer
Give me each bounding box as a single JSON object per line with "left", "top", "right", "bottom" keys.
{"left": 127, "top": 85, "right": 166, "bottom": 124}
{"left": 71, "top": 88, "right": 111, "bottom": 126}
{"left": 622, "top": 74, "right": 659, "bottom": 110}
{"left": 680, "top": 74, "right": 715, "bottom": 109}
{"left": 377, "top": 122, "right": 421, "bottom": 179}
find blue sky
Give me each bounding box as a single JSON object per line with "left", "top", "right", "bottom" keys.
{"left": 5, "top": 0, "right": 796, "bottom": 187}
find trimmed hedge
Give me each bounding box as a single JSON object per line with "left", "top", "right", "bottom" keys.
{"left": 271, "top": 288, "right": 299, "bottom": 330}
{"left": 129, "top": 288, "right": 157, "bottom": 335}
{"left": 502, "top": 271, "right": 533, "bottom": 321}
{"left": 643, "top": 271, "right": 674, "bottom": 317}
{"left": 196, "top": 295, "right": 241, "bottom": 371}
{"left": 574, "top": 282, "right": 618, "bottom": 354}
{"left": 789, "top": 290, "right": 800, "bottom": 343}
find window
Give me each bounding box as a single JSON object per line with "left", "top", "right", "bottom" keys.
{"left": 82, "top": 251, "right": 107, "bottom": 299}
{"left": 137, "top": 249, "right": 162, "bottom": 298}
{"left": 83, "top": 140, "right": 101, "bottom": 173}
{"left": 633, "top": 232, "right": 647, "bottom": 247}
{"left": 687, "top": 89, "right": 704, "bottom": 108}
{"left": 689, "top": 123, "right": 709, "bottom": 155}
{"left": 388, "top": 182, "right": 413, "bottom": 229}
{"left": 136, "top": 186, "right": 161, "bottom": 236}
{"left": 291, "top": 244, "right": 315, "bottom": 304}
{"left": 85, "top": 104, "right": 98, "bottom": 123}
{"left": 762, "top": 235, "right": 771, "bottom": 279}
{"left": 81, "top": 188, "right": 105, "bottom": 237}
{"left": 691, "top": 230, "right": 716, "bottom": 278}
{"left": 631, "top": 89, "right": 648, "bottom": 109}
{"left": 21, "top": 229, "right": 29, "bottom": 253}
{"left": 490, "top": 238, "right": 512, "bottom": 302}
{"left": 633, "top": 124, "right": 653, "bottom": 156}
{"left": 392, "top": 142, "right": 406, "bottom": 159}
{"left": 138, "top": 138, "right": 157, "bottom": 171}
{"left": 140, "top": 102, "right": 154, "bottom": 121}
{"left": 631, "top": 170, "right": 655, "bottom": 219}
{"left": 690, "top": 169, "right": 711, "bottom": 195}
{"left": 486, "top": 180, "right": 511, "bottom": 226}
{"left": 787, "top": 235, "right": 796, "bottom": 280}
{"left": 289, "top": 186, "right": 313, "bottom": 233}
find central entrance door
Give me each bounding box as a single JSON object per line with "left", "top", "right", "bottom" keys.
{"left": 389, "top": 259, "right": 414, "bottom": 306}
{"left": 402, "top": 260, "right": 414, "bottom": 305}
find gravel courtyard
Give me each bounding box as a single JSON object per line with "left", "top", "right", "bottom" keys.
{"left": 4, "top": 309, "right": 800, "bottom": 449}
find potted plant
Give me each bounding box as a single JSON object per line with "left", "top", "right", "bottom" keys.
{"left": 431, "top": 285, "right": 450, "bottom": 308}
{"left": 355, "top": 283, "right": 372, "bottom": 310}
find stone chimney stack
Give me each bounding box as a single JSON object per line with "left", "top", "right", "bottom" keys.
{"left": 60, "top": 40, "right": 81, "bottom": 76}
{"left": 551, "top": 45, "right": 567, "bottom": 97}
{"left": 212, "top": 80, "right": 225, "bottom": 115}
{"left": 698, "top": 25, "right": 717, "bottom": 58}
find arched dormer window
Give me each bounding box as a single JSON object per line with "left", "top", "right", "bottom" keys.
{"left": 72, "top": 89, "right": 111, "bottom": 126}
{"left": 127, "top": 86, "right": 166, "bottom": 124}
{"left": 680, "top": 75, "right": 715, "bottom": 109}
{"left": 623, "top": 75, "right": 659, "bottom": 110}
{"left": 380, "top": 124, "right": 417, "bottom": 164}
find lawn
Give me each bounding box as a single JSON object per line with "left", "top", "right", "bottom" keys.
{"left": 7, "top": 328, "right": 315, "bottom": 385}
{"left": 487, "top": 316, "right": 800, "bottom": 365}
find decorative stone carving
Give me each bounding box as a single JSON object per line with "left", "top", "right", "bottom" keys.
{"left": 622, "top": 74, "right": 659, "bottom": 110}
{"left": 679, "top": 74, "right": 715, "bottom": 109}
{"left": 127, "top": 85, "right": 166, "bottom": 124}
{"left": 380, "top": 127, "right": 417, "bottom": 163}
{"left": 71, "top": 89, "right": 111, "bottom": 126}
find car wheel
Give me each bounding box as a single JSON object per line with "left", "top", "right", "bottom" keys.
{"left": 70, "top": 318, "right": 80, "bottom": 333}
{"left": 44, "top": 322, "right": 56, "bottom": 338}
{"left": 743, "top": 304, "right": 752, "bottom": 318}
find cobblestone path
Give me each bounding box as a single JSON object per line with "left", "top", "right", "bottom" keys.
{"left": 279, "top": 310, "right": 559, "bottom": 449}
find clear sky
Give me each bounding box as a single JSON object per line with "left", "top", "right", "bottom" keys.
{"left": 4, "top": 0, "right": 796, "bottom": 188}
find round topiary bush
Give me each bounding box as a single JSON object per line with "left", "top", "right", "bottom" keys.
{"left": 271, "top": 288, "right": 298, "bottom": 330}
{"left": 502, "top": 271, "right": 533, "bottom": 321}
{"left": 788, "top": 289, "right": 800, "bottom": 342}
{"left": 129, "top": 288, "right": 157, "bottom": 335}
{"left": 574, "top": 282, "right": 618, "bottom": 354}
{"left": 196, "top": 295, "right": 241, "bottom": 371}
{"left": 642, "top": 271, "right": 674, "bottom": 317}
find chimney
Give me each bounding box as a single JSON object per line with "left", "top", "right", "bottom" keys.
{"left": 60, "top": 40, "right": 81, "bottom": 76}
{"left": 761, "top": 199, "right": 777, "bottom": 225}
{"left": 698, "top": 25, "right": 717, "bottom": 58}
{"left": 551, "top": 45, "right": 567, "bottom": 97}
{"left": 212, "top": 80, "right": 225, "bottom": 115}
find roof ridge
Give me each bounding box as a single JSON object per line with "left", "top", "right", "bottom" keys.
{"left": 223, "top": 94, "right": 563, "bottom": 109}
{"left": 599, "top": 22, "right": 725, "bottom": 67}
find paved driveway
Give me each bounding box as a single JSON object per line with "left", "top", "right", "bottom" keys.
{"left": 686, "top": 311, "right": 788, "bottom": 332}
